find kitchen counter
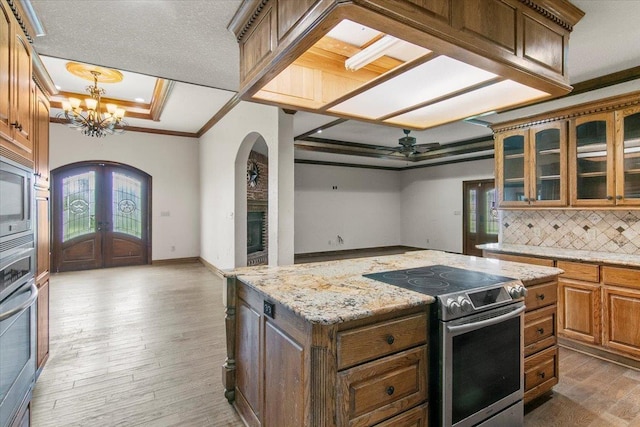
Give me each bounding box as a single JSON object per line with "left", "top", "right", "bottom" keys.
{"left": 224, "top": 249, "right": 562, "bottom": 325}
{"left": 478, "top": 243, "right": 640, "bottom": 268}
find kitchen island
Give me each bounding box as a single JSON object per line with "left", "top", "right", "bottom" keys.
{"left": 221, "top": 250, "right": 561, "bottom": 427}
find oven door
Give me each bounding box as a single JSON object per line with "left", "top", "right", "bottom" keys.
{"left": 441, "top": 302, "right": 525, "bottom": 427}
{"left": 0, "top": 280, "right": 38, "bottom": 427}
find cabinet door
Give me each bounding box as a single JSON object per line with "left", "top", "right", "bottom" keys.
{"left": 615, "top": 107, "right": 640, "bottom": 206}
{"left": 570, "top": 113, "right": 615, "bottom": 205}
{"left": 603, "top": 286, "right": 640, "bottom": 358}
{"left": 0, "top": 1, "right": 11, "bottom": 141}
{"left": 558, "top": 279, "right": 601, "bottom": 344}
{"left": 263, "top": 317, "right": 305, "bottom": 427}
{"left": 11, "top": 30, "right": 33, "bottom": 153}
{"left": 34, "top": 87, "right": 50, "bottom": 188}
{"left": 530, "top": 122, "right": 567, "bottom": 206}
{"left": 496, "top": 130, "right": 530, "bottom": 207}
{"left": 235, "top": 299, "right": 261, "bottom": 426}
{"left": 36, "top": 189, "right": 50, "bottom": 281}
{"left": 37, "top": 279, "right": 50, "bottom": 370}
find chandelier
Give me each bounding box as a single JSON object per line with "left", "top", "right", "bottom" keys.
{"left": 59, "top": 69, "right": 127, "bottom": 138}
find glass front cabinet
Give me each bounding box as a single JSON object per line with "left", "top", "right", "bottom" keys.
{"left": 496, "top": 122, "right": 567, "bottom": 207}
{"left": 615, "top": 107, "right": 640, "bottom": 206}
{"left": 569, "top": 109, "right": 640, "bottom": 207}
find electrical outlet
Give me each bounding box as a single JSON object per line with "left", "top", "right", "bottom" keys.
{"left": 426, "top": 238, "right": 430, "bottom": 244}
{"left": 170, "top": 245, "right": 176, "bottom": 252}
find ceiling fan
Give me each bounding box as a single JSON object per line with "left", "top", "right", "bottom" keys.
{"left": 378, "top": 129, "right": 440, "bottom": 157}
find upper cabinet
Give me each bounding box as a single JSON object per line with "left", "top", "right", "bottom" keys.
{"left": 0, "top": 0, "right": 34, "bottom": 165}
{"left": 496, "top": 122, "right": 567, "bottom": 207}
{"left": 569, "top": 113, "right": 615, "bottom": 206}
{"left": 494, "top": 91, "right": 640, "bottom": 209}
{"left": 615, "top": 107, "right": 640, "bottom": 206}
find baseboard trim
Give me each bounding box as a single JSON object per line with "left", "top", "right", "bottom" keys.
{"left": 151, "top": 257, "right": 200, "bottom": 265}
{"left": 559, "top": 337, "right": 640, "bottom": 371}
{"left": 199, "top": 257, "right": 226, "bottom": 279}
{"left": 294, "top": 245, "right": 422, "bottom": 263}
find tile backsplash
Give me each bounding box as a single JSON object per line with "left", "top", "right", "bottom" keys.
{"left": 501, "top": 210, "right": 640, "bottom": 255}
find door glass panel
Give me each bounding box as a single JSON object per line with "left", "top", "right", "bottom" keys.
{"left": 485, "top": 189, "right": 498, "bottom": 235}
{"left": 62, "top": 171, "right": 96, "bottom": 241}
{"left": 623, "top": 112, "right": 640, "bottom": 199}
{"left": 112, "top": 172, "right": 142, "bottom": 238}
{"left": 469, "top": 189, "right": 477, "bottom": 233}
{"left": 535, "top": 128, "right": 561, "bottom": 201}
{"left": 576, "top": 120, "right": 608, "bottom": 199}
{"left": 502, "top": 135, "right": 525, "bottom": 201}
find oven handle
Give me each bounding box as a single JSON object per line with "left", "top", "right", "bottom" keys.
{"left": 0, "top": 283, "right": 38, "bottom": 321}
{"left": 446, "top": 305, "right": 525, "bottom": 334}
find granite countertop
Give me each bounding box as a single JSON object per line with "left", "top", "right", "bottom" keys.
{"left": 224, "top": 250, "right": 562, "bottom": 325}
{"left": 478, "top": 243, "right": 640, "bottom": 268}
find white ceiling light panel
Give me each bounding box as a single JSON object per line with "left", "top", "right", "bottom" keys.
{"left": 329, "top": 56, "right": 497, "bottom": 120}
{"left": 385, "top": 80, "right": 550, "bottom": 128}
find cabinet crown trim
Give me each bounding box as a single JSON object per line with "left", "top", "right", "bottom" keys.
{"left": 492, "top": 90, "right": 640, "bottom": 133}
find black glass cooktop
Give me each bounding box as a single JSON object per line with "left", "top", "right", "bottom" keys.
{"left": 363, "top": 265, "right": 516, "bottom": 297}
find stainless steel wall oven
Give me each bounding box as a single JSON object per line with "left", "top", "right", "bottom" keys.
{"left": 1, "top": 157, "right": 37, "bottom": 427}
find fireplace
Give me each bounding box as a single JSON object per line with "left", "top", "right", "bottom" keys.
{"left": 247, "top": 200, "right": 268, "bottom": 266}
{"left": 247, "top": 211, "right": 265, "bottom": 253}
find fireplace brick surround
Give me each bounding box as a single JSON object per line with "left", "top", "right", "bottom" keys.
{"left": 247, "top": 150, "right": 268, "bottom": 265}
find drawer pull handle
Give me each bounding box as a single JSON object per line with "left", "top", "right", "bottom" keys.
{"left": 386, "top": 386, "right": 395, "bottom": 396}
{"left": 538, "top": 372, "right": 546, "bottom": 379}
{"left": 537, "top": 328, "right": 544, "bottom": 335}
{"left": 536, "top": 294, "right": 545, "bottom": 301}
{"left": 386, "top": 335, "right": 395, "bottom": 345}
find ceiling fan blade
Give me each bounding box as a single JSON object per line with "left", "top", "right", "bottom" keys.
{"left": 412, "top": 143, "right": 440, "bottom": 153}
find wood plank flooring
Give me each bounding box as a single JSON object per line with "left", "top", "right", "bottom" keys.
{"left": 32, "top": 262, "right": 640, "bottom": 426}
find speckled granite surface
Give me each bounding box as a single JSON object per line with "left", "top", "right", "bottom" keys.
{"left": 224, "top": 250, "right": 562, "bottom": 325}
{"left": 478, "top": 243, "right": 640, "bottom": 268}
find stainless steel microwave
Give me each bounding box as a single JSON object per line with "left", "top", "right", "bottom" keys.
{"left": 0, "top": 157, "right": 33, "bottom": 239}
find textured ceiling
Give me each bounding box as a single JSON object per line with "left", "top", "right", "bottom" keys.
{"left": 30, "top": 0, "right": 242, "bottom": 91}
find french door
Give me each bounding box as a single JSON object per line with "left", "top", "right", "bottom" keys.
{"left": 463, "top": 180, "right": 499, "bottom": 256}
{"left": 52, "top": 162, "right": 151, "bottom": 272}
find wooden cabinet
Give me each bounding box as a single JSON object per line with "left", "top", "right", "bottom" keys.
{"left": 229, "top": 279, "right": 429, "bottom": 427}
{"left": 614, "top": 106, "right": 640, "bottom": 205}
{"left": 0, "top": 0, "right": 33, "bottom": 163}
{"left": 602, "top": 266, "right": 640, "bottom": 359}
{"left": 35, "top": 188, "right": 50, "bottom": 374}
{"left": 34, "top": 86, "right": 50, "bottom": 188}
{"left": 557, "top": 261, "right": 601, "bottom": 345}
{"left": 569, "top": 112, "right": 616, "bottom": 206}
{"left": 36, "top": 279, "right": 49, "bottom": 370}
{"left": 523, "top": 279, "right": 559, "bottom": 404}
{"left": 494, "top": 91, "right": 640, "bottom": 208}
{"left": 495, "top": 122, "right": 567, "bottom": 207}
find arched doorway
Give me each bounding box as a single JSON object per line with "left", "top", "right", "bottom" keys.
{"left": 51, "top": 161, "right": 151, "bottom": 272}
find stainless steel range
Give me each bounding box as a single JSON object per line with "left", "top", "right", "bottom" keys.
{"left": 364, "top": 264, "right": 527, "bottom": 427}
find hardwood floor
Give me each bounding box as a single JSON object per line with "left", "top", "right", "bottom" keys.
{"left": 31, "top": 263, "right": 244, "bottom": 427}
{"left": 32, "top": 262, "right": 640, "bottom": 426}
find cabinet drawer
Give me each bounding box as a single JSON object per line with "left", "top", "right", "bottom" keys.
{"left": 524, "top": 346, "right": 558, "bottom": 404}
{"left": 557, "top": 260, "right": 599, "bottom": 282}
{"left": 524, "top": 305, "right": 556, "bottom": 357}
{"left": 337, "top": 346, "right": 428, "bottom": 427}
{"left": 337, "top": 313, "right": 427, "bottom": 370}
{"left": 525, "top": 281, "right": 557, "bottom": 311}
{"left": 373, "top": 402, "right": 428, "bottom": 427}
{"left": 602, "top": 266, "right": 640, "bottom": 290}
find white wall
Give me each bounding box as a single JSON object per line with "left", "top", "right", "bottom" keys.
{"left": 49, "top": 124, "right": 201, "bottom": 261}
{"left": 294, "top": 164, "right": 403, "bottom": 254}
{"left": 400, "top": 158, "right": 494, "bottom": 253}
{"left": 199, "top": 101, "right": 295, "bottom": 270}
